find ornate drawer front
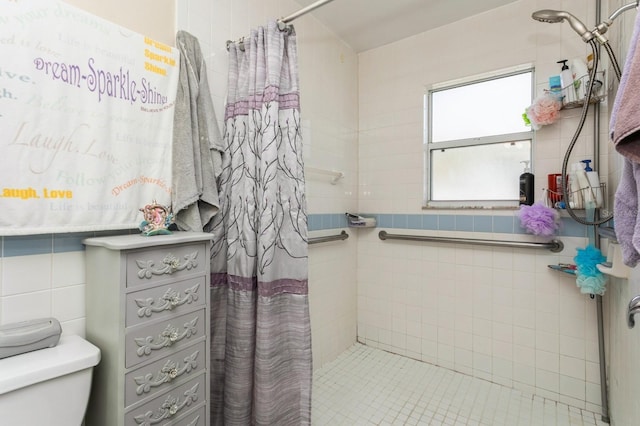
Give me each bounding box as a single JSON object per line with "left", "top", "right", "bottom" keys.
{"left": 125, "top": 309, "right": 205, "bottom": 369}
{"left": 168, "top": 403, "right": 206, "bottom": 426}
{"left": 125, "top": 374, "right": 206, "bottom": 426}
{"left": 126, "top": 276, "right": 206, "bottom": 327}
{"left": 125, "top": 340, "right": 206, "bottom": 408}
{"left": 126, "top": 243, "right": 206, "bottom": 288}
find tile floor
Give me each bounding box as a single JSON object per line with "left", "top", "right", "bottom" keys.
{"left": 312, "top": 343, "right": 607, "bottom": 426}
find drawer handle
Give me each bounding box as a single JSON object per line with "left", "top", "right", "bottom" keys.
{"left": 134, "top": 350, "right": 200, "bottom": 395}
{"left": 135, "top": 283, "right": 200, "bottom": 318}
{"left": 133, "top": 382, "right": 199, "bottom": 425}
{"left": 136, "top": 251, "right": 199, "bottom": 279}
{"left": 134, "top": 317, "right": 198, "bottom": 357}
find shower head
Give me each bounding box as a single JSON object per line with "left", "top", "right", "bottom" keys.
{"left": 531, "top": 10, "right": 594, "bottom": 42}
{"left": 531, "top": 10, "right": 564, "bottom": 23}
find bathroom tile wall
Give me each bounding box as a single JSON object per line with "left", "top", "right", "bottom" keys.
{"left": 356, "top": 0, "right": 612, "bottom": 413}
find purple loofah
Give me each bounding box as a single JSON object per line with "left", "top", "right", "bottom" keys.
{"left": 518, "top": 202, "right": 560, "bottom": 236}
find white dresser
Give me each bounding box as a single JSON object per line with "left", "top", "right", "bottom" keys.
{"left": 83, "top": 232, "right": 212, "bottom": 426}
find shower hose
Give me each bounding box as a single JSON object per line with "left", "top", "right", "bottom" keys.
{"left": 560, "top": 38, "right": 622, "bottom": 227}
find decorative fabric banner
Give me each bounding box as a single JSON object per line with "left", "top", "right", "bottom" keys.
{"left": 0, "top": 0, "right": 179, "bottom": 235}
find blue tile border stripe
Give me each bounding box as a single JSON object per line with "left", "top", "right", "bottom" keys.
{"left": 307, "top": 213, "right": 589, "bottom": 239}
{"left": 0, "top": 213, "right": 593, "bottom": 257}
{"left": 1, "top": 229, "right": 137, "bottom": 257}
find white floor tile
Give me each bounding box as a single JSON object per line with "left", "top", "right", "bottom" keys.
{"left": 312, "top": 343, "right": 602, "bottom": 426}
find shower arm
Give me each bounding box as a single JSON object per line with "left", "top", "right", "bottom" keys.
{"left": 592, "top": 1, "right": 639, "bottom": 43}
{"left": 608, "top": 0, "right": 639, "bottom": 23}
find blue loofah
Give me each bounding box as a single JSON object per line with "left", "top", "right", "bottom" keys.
{"left": 574, "top": 245, "right": 607, "bottom": 295}
{"left": 575, "top": 273, "right": 607, "bottom": 295}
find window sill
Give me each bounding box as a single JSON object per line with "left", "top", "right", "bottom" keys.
{"left": 423, "top": 201, "right": 520, "bottom": 210}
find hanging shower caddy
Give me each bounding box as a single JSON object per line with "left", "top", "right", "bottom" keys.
{"left": 549, "top": 70, "right": 606, "bottom": 109}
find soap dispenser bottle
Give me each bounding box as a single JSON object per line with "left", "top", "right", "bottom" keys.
{"left": 558, "top": 59, "right": 577, "bottom": 104}
{"left": 519, "top": 161, "right": 534, "bottom": 206}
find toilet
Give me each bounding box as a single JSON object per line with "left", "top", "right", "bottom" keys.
{"left": 0, "top": 334, "right": 101, "bottom": 426}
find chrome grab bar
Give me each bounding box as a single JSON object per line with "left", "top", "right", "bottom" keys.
{"left": 627, "top": 295, "right": 640, "bottom": 328}
{"left": 309, "top": 230, "right": 349, "bottom": 245}
{"left": 378, "top": 230, "right": 564, "bottom": 253}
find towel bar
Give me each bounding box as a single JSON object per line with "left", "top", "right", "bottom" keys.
{"left": 305, "top": 166, "right": 345, "bottom": 184}
{"left": 378, "top": 230, "right": 563, "bottom": 252}
{"left": 309, "top": 230, "right": 349, "bottom": 245}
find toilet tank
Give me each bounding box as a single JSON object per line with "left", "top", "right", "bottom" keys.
{"left": 0, "top": 334, "right": 101, "bottom": 426}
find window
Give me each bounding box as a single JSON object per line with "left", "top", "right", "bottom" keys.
{"left": 424, "top": 67, "right": 534, "bottom": 207}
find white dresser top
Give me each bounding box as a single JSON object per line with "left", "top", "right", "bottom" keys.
{"left": 83, "top": 232, "right": 213, "bottom": 250}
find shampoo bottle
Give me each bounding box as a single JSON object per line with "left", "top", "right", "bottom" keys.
{"left": 581, "top": 159, "right": 603, "bottom": 207}
{"left": 519, "top": 161, "right": 534, "bottom": 206}
{"left": 570, "top": 162, "right": 591, "bottom": 208}
{"left": 558, "top": 59, "right": 577, "bottom": 104}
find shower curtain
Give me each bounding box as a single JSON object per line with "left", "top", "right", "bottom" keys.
{"left": 209, "top": 21, "right": 311, "bottom": 425}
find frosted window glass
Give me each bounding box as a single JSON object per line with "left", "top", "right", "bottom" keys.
{"left": 425, "top": 68, "right": 533, "bottom": 204}
{"left": 431, "top": 72, "right": 532, "bottom": 143}
{"left": 431, "top": 141, "right": 531, "bottom": 201}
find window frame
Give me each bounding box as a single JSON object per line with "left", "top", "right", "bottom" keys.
{"left": 424, "top": 66, "right": 535, "bottom": 208}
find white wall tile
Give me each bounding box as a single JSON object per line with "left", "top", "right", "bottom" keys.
{"left": 585, "top": 360, "right": 600, "bottom": 385}
{"left": 493, "top": 357, "right": 513, "bottom": 381}
{"left": 536, "top": 350, "right": 560, "bottom": 373}
{"left": 2, "top": 254, "right": 51, "bottom": 296}
{"left": 536, "top": 369, "right": 559, "bottom": 393}
{"left": 560, "top": 335, "right": 586, "bottom": 360}
{"left": 514, "top": 363, "right": 535, "bottom": 386}
{"left": 585, "top": 382, "right": 602, "bottom": 406}
{"left": 61, "top": 317, "right": 86, "bottom": 338}
{"left": 52, "top": 252, "right": 85, "bottom": 288}
{"left": 1, "top": 290, "right": 52, "bottom": 324}
{"left": 515, "top": 344, "right": 536, "bottom": 368}
{"left": 52, "top": 284, "right": 85, "bottom": 322}
{"left": 560, "top": 355, "right": 586, "bottom": 381}
{"left": 473, "top": 353, "right": 491, "bottom": 374}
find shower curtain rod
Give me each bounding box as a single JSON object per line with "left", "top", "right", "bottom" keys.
{"left": 226, "top": 0, "right": 336, "bottom": 51}
{"left": 277, "top": 0, "right": 337, "bottom": 30}
{"left": 379, "top": 231, "right": 564, "bottom": 253}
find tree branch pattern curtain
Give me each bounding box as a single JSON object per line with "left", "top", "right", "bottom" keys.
{"left": 209, "top": 21, "right": 311, "bottom": 425}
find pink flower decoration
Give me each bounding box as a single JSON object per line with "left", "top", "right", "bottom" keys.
{"left": 526, "top": 94, "right": 562, "bottom": 130}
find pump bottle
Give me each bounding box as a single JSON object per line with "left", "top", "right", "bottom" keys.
{"left": 558, "top": 59, "right": 577, "bottom": 104}
{"left": 519, "top": 161, "right": 534, "bottom": 206}
{"left": 569, "top": 162, "right": 591, "bottom": 208}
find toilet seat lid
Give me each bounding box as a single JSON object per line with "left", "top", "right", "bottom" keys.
{"left": 0, "top": 334, "right": 101, "bottom": 395}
